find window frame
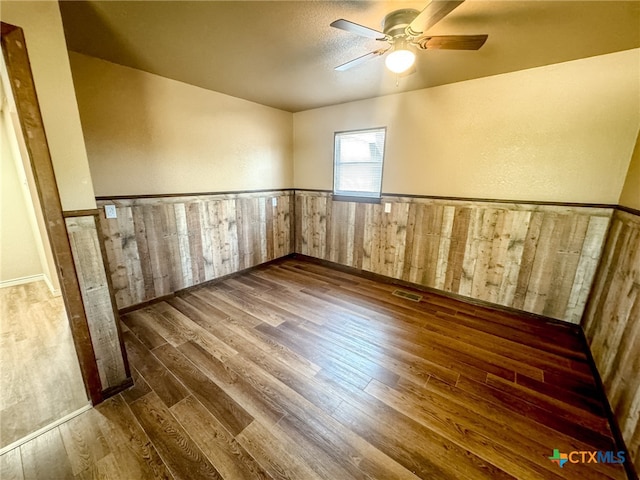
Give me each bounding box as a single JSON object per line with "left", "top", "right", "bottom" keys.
{"left": 332, "top": 127, "right": 386, "bottom": 203}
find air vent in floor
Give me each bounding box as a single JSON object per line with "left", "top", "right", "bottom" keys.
{"left": 392, "top": 289, "right": 423, "bottom": 302}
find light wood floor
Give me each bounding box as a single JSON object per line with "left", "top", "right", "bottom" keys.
{"left": 0, "top": 281, "right": 88, "bottom": 449}
{"left": 1, "top": 259, "right": 629, "bottom": 479}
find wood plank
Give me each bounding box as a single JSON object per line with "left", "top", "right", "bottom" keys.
{"left": 456, "top": 375, "right": 617, "bottom": 452}
{"left": 122, "top": 309, "right": 168, "bottom": 351}
{"left": 129, "top": 391, "right": 223, "bottom": 479}
{"left": 173, "top": 203, "right": 193, "bottom": 289}
{"left": 412, "top": 376, "right": 626, "bottom": 480}
{"left": 59, "top": 409, "right": 111, "bottom": 475}
{"left": 100, "top": 211, "right": 133, "bottom": 307}
{"left": 170, "top": 395, "right": 270, "bottom": 480}
{"left": 0, "top": 282, "right": 89, "bottom": 448}
{"left": 118, "top": 206, "right": 145, "bottom": 303}
{"left": 185, "top": 202, "right": 205, "bottom": 285}
{"left": 20, "top": 428, "right": 74, "bottom": 480}
{"left": 364, "top": 379, "right": 567, "bottom": 480}
{"left": 177, "top": 340, "right": 286, "bottom": 427}
{"left": 331, "top": 390, "right": 515, "bottom": 480}
{"left": 181, "top": 292, "right": 321, "bottom": 378}
{"left": 236, "top": 420, "right": 324, "bottom": 480}
{"left": 152, "top": 343, "right": 254, "bottom": 436}
{"left": 94, "top": 395, "right": 172, "bottom": 479}
{"left": 497, "top": 210, "right": 530, "bottom": 306}
{"left": 353, "top": 202, "right": 366, "bottom": 269}
{"left": 122, "top": 330, "right": 188, "bottom": 408}
{"left": 121, "top": 366, "right": 152, "bottom": 404}
{"left": 132, "top": 205, "right": 156, "bottom": 303}
{"left": 66, "top": 216, "right": 127, "bottom": 389}
{"left": 564, "top": 215, "right": 610, "bottom": 323}
{"left": 0, "top": 448, "right": 24, "bottom": 480}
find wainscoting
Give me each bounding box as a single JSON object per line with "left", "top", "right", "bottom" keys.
{"left": 66, "top": 215, "right": 128, "bottom": 391}
{"left": 583, "top": 208, "right": 640, "bottom": 468}
{"left": 96, "top": 190, "right": 293, "bottom": 310}
{"left": 295, "top": 190, "right": 612, "bottom": 324}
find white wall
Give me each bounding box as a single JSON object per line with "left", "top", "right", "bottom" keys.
{"left": 1, "top": 1, "right": 96, "bottom": 211}
{"left": 69, "top": 52, "right": 293, "bottom": 197}
{"left": 0, "top": 113, "right": 42, "bottom": 282}
{"left": 294, "top": 49, "right": 640, "bottom": 204}
{"left": 0, "top": 69, "right": 60, "bottom": 292}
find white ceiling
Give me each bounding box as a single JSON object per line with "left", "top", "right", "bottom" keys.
{"left": 59, "top": 1, "right": 640, "bottom": 112}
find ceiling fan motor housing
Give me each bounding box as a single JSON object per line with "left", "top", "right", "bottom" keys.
{"left": 382, "top": 9, "right": 420, "bottom": 38}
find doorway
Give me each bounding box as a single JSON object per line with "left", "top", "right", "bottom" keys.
{"left": 0, "top": 21, "right": 106, "bottom": 452}
{"left": 0, "top": 51, "right": 89, "bottom": 452}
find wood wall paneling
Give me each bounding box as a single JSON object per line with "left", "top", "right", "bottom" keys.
{"left": 65, "top": 216, "right": 128, "bottom": 390}
{"left": 583, "top": 209, "right": 640, "bottom": 470}
{"left": 97, "top": 191, "right": 293, "bottom": 309}
{"left": 294, "top": 191, "right": 612, "bottom": 324}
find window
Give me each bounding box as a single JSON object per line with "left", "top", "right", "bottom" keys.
{"left": 333, "top": 127, "right": 386, "bottom": 200}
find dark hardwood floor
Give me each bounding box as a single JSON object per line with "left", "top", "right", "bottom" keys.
{"left": 1, "top": 258, "right": 629, "bottom": 479}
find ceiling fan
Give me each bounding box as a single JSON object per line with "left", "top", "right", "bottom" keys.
{"left": 330, "top": 0, "right": 487, "bottom": 74}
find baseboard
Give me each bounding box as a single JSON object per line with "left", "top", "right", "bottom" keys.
{"left": 101, "top": 377, "right": 134, "bottom": 400}
{"left": 291, "top": 253, "right": 581, "bottom": 333}
{"left": 118, "top": 253, "right": 296, "bottom": 315}
{"left": 42, "top": 274, "right": 61, "bottom": 297}
{"left": 0, "top": 273, "right": 45, "bottom": 289}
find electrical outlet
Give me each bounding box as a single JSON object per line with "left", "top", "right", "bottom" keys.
{"left": 384, "top": 203, "right": 392, "bottom": 213}
{"left": 105, "top": 205, "right": 117, "bottom": 219}
{"left": 272, "top": 197, "right": 278, "bottom": 207}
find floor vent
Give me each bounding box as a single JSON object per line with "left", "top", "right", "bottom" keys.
{"left": 392, "top": 289, "right": 423, "bottom": 302}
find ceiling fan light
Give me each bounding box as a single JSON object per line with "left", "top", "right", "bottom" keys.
{"left": 385, "top": 47, "right": 415, "bottom": 74}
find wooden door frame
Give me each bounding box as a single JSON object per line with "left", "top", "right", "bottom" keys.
{"left": 1, "top": 22, "right": 103, "bottom": 405}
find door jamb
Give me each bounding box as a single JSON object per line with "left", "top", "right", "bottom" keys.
{"left": 1, "top": 22, "right": 103, "bottom": 405}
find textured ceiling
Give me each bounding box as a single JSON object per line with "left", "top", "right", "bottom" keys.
{"left": 59, "top": 1, "right": 640, "bottom": 112}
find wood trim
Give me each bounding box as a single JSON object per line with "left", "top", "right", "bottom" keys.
{"left": 97, "top": 188, "right": 624, "bottom": 211}
{"left": 1, "top": 23, "right": 103, "bottom": 404}
{"left": 332, "top": 195, "right": 381, "bottom": 204}
{"left": 579, "top": 328, "right": 638, "bottom": 480}
{"left": 96, "top": 187, "right": 295, "bottom": 201}
{"left": 292, "top": 188, "right": 329, "bottom": 193}
{"left": 118, "top": 294, "right": 176, "bottom": 316}
{"left": 382, "top": 193, "right": 616, "bottom": 209}
{"left": 63, "top": 208, "right": 100, "bottom": 218}
{"left": 292, "top": 253, "right": 581, "bottom": 332}
{"left": 617, "top": 204, "right": 640, "bottom": 217}
{"left": 101, "top": 377, "right": 134, "bottom": 400}
{"left": 296, "top": 189, "right": 617, "bottom": 210}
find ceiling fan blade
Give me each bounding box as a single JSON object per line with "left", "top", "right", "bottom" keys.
{"left": 330, "top": 19, "right": 386, "bottom": 40}
{"left": 414, "top": 34, "right": 488, "bottom": 50}
{"left": 407, "top": 0, "right": 465, "bottom": 35}
{"left": 334, "top": 48, "right": 388, "bottom": 71}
